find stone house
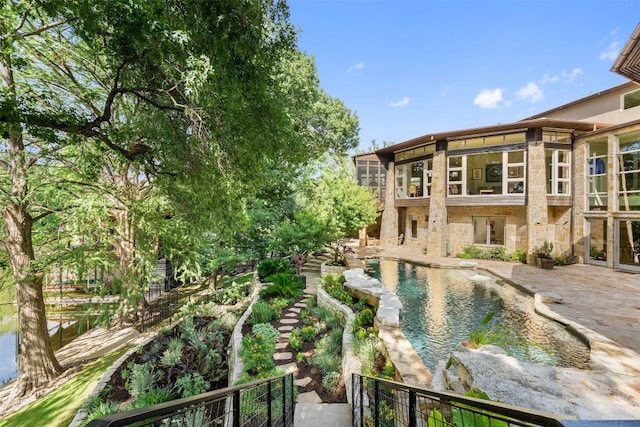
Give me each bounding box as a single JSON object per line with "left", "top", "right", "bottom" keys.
{"left": 356, "top": 23, "right": 640, "bottom": 272}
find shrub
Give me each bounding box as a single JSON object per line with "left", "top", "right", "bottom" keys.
{"left": 247, "top": 301, "right": 276, "bottom": 325}
{"left": 289, "top": 328, "right": 303, "bottom": 351}
{"left": 322, "top": 371, "right": 341, "bottom": 391}
{"left": 211, "top": 285, "right": 246, "bottom": 305}
{"left": 122, "top": 362, "right": 162, "bottom": 399}
{"left": 240, "top": 333, "right": 276, "bottom": 374}
{"left": 353, "top": 308, "right": 374, "bottom": 331}
{"left": 310, "top": 352, "right": 340, "bottom": 375}
{"left": 458, "top": 245, "right": 484, "bottom": 259}
{"left": 174, "top": 372, "right": 209, "bottom": 398}
{"left": 269, "top": 297, "right": 292, "bottom": 317}
{"left": 296, "top": 352, "right": 305, "bottom": 363}
{"left": 160, "top": 338, "right": 183, "bottom": 367}
{"left": 260, "top": 273, "right": 304, "bottom": 299}
{"left": 322, "top": 277, "right": 353, "bottom": 305}
{"left": 301, "top": 325, "right": 316, "bottom": 341}
{"left": 511, "top": 250, "right": 527, "bottom": 263}
{"left": 257, "top": 258, "right": 293, "bottom": 280}
{"left": 252, "top": 323, "right": 280, "bottom": 344}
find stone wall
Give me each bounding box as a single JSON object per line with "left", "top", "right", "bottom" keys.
{"left": 380, "top": 161, "right": 399, "bottom": 246}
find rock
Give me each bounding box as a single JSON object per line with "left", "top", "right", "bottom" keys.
{"left": 536, "top": 292, "right": 563, "bottom": 304}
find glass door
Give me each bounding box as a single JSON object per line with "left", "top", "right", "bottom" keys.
{"left": 585, "top": 218, "right": 607, "bottom": 265}
{"left": 616, "top": 219, "right": 640, "bottom": 271}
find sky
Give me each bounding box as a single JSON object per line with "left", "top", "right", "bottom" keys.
{"left": 287, "top": 0, "right": 639, "bottom": 152}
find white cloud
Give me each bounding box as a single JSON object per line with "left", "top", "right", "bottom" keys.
{"left": 600, "top": 42, "right": 619, "bottom": 61}
{"left": 600, "top": 28, "right": 620, "bottom": 61}
{"left": 562, "top": 68, "right": 583, "bottom": 81}
{"left": 473, "top": 88, "right": 504, "bottom": 109}
{"left": 540, "top": 73, "right": 560, "bottom": 84}
{"left": 347, "top": 62, "right": 365, "bottom": 73}
{"left": 517, "top": 82, "right": 543, "bottom": 103}
{"left": 390, "top": 96, "right": 410, "bottom": 108}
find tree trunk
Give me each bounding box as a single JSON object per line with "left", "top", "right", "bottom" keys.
{"left": 2, "top": 47, "right": 62, "bottom": 399}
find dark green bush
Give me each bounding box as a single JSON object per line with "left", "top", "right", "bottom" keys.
{"left": 353, "top": 308, "right": 374, "bottom": 331}
{"left": 247, "top": 301, "right": 276, "bottom": 325}
{"left": 257, "top": 258, "right": 293, "bottom": 280}
{"left": 458, "top": 245, "right": 484, "bottom": 259}
{"left": 260, "top": 273, "right": 304, "bottom": 299}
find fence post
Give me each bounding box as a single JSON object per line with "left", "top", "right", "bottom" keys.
{"left": 282, "top": 375, "right": 287, "bottom": 425}
{"left": 234, "top": 389, "right": 241, "bottom": 427}
{"left": 359, "top": 375, "right": 364, "bottom": 427}
{"left": 374, "top": 379, "right": 379, "bottom": 427}
{"left": 409, "top": 390, "right": 416, "bottom": 427}
{"left": 267, "top": 379, "right": 272, "bottom": 426}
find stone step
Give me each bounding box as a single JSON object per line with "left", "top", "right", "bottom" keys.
{"left": 294, "top": 403, "right": 351, "bottom": 426}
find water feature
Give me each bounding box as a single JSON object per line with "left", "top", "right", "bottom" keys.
{"left": 365, "top": 259, "right": 590, "bottom": 371}
{"left": 0, "top": 297, "right": 18, "bottom": 386}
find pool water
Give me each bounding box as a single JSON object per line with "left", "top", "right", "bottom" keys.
{"left": 365, "top": 259, "right": 590, "bottom": 371}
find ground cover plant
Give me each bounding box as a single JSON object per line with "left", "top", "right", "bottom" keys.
{"left": 81, "top": 314, "right": 236, "bottom": 424}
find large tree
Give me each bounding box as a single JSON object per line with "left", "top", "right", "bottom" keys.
{"left": 0, "top": 0, "right": 358, "bottom": 398}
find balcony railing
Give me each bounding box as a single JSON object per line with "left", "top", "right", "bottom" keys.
{"left": 352, "top": 373, "right": 568, "bottom": 427}
{"left": 87, "top": 372, "right": 294, "bottom": 427}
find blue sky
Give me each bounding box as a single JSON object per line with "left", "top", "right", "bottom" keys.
{"left": 288, "top": 0, "right": 639, "bottom": 151}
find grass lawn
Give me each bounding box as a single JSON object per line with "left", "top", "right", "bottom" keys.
{"left": 0, "top": 346, "right": 130, "bottom": 427}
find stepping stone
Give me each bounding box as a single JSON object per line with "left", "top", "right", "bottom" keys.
{"left": 296, "top": 390, "right": 322, "bottom": 404}
{"left": 277, "top": 362, "right": 298, "bottom": 374}
{"left": 295, "top": 377, "right": 312, "bottom": 387}
{"left": 285, "top": 312, "right": 298, "bottom": 317}
{"left": 281, "top": 318, "right": 299, "bottom": 324}
{"left": 278, "top": 325, "right": 294, "bottom": 332}
{"left": 275, "top": 342, "right": 288, "bottom": 350}
{"left": 294, "top": 303, "right": 307, "bottom": 308}
{"left": 279, "top": 332, "right": 291, "bottom": 340}
{"left": 288, "top": 307, "right": 301, "bottom": 313}
{"left": 273, "top": 352, "right": 293, "bottom": 361}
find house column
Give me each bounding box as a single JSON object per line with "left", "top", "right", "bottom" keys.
{"left": 526, "top": 140, "right": 550, "bottom": 261}
{"left": 426, "top": 150, "right": 448, "bottom": 256}
{"left": 380, "top": 161, "right": 398, "bottom": 246}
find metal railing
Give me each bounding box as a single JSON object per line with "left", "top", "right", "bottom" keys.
{"left": 352, "top": 373, "right": 568, "bottom": 427}
{"left": 87, "top": 372, "right": 295, "bottom": 427}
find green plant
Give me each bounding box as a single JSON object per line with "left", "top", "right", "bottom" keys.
{"left": 322, "top": 371, "right": 341, "bottom": 391}
{"left": 130, "top": 387, "right": 174, "bottom": 408}
{"left": 296, "top": 352, "right": 305, "bottom": 363}
{"left": 252, "top": 323, "right": 280, "bottom": 344}
{"left": 174, "top": 372, "right": 210, "bottom": 398}
{"left": 458, "top": 245, "right": 484, "bottom": 259}
{"left": 240, "top": 333, "right": 276, "bottom": 374}
{"left": 353, "top": 308, "right": 374, "bottom": 331}
{"left": 289, "top": 328, "right": 303, "bottom": 351}
{"left": 269, "top": 297, "right": 292, "bottom": 317}
{"left": 247, "top": 300, "right": 276, "bottom": 325}
{"left": 211, "top": 285, "right": 246, "bottom": 305}
{"left": 122, "top": 362, "right": 162, "bottom": 399}
{"left": 452, "top": 390, "right": 508, "bottom": 427}
{"left": 160, "top": 338, "right": 183, "bottom": 367}
{"left": 532, "top": 241, "right": 554, "bottom": 260}
{"left": 322, "top": 277, "right": 353, "bottom": 305}
{"left": 467, "top": 312, "right": 532, "bottom": 357}
{"left": 310, "top": 352, "right": 340, "bottom": 375}
{"left": 260, "top": 273, "right": 304, "bottom": 299}
{"left": 257, "top": 258, "right": 293, "bottom": 280}
{"left": 510, "top": 250, "right": 527, "bottom": 263}
{"left": 313, "top": 320, "right": 327, "bottom": 335}
{"left": 301, "top": 325, "right": 316, "bottom": 341}
{"left": 354, "top": 299, "right": 367, "bottom": 311}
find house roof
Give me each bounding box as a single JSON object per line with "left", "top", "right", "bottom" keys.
{"left": 612, "top": 23, "right": 640, "bottom": 83}
{"left": 374, "top": 118, "right": 608, "bottom": 155}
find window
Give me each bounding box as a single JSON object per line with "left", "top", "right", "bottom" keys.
{"left": 449, "top": 150, "right": 525, "bottom": 196}
{"left": 411, "top": 215, "right": 418, "bottom": 238}
{"left": 546, "top": 149, "right": 571, "bottom": 195}
{"left": 448, "top": 132, "right": 525, "bottom": 150}
{"left": 395, "top": 144, "right": 435, "bottom": 162}
{"left": 357, "top": 159, "right": 386, "bottom": 198}
{"left": 473, "top": 217, "right": 505, "bottom": 245}
{"left": 395, "top": 159, "right": 432, "bottom": 199}
{"left": 543, "top": 130, "right": 572, "bottom": 144}
{"left": 587, "top": 138, "right": 607, "bottom": 210}
{"left": 617, "top": 131, "right": 640, "bottom": 211}
{"left": 622, "top": 89, "right": 640, "bottom": 110}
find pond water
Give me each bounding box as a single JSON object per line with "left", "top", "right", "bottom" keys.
{"left": 0, "top": 302, "right": 18, "bottom": 386}
{"left": 365, "top": 259, "right": 591, "bottom": 371}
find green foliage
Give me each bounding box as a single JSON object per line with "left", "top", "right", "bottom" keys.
{"left": 322, "top": 371, "right": 341, "bottom": 391}
{"left": 269, "top": 297, "right": 292, "bottom": 317}
{"left": 247, "top": 301, "right": 276, "bottom": 325}
{"left": 260, "top": 273, "right": 304, "bottom": 299}
{"left": 353, "top": 308, "right": 374, "bottom": 331}
{"left": 257, "top": 258, "right": 293, "bottom": 280}
{"left": 301, "top": 325, "right": 317, "bottom": 341}
{"left": 459, "top": 245, "right": 515, "bottom": 262}
{"left": 129, "top": 387, "right": 174, "bottom": 409}
{"left": 467, "top": 312, "right": 535, "bottom": 359}
{"left": 452, "top": 390, "right": 508, "bottom": 427}
{"left": 310, "top": 352, "right": 340, "bottom": 375}
{"left": 427, "top": 409, "right": 447, "bottom": 427}
{"left": 121, "top": 362, "right": 163, "bottom": 399}
{"left": 211, "top": 285, "right": 247, "bottom": 305}
{"left": 532, "top": 240, "right": 554, "bottom": 260}
{"left": 174, "top": 372, "right": 209, "bottom": 398}
{"left": 458, "top": 245, "right": 485, "bottom": 259}
{"left": 289, "top": 328, "right": 303, "bottom": 351}
{"left": 510, "top": 250, "right": 527, "bottom": 263}
{"left": 296, "top": 352, "right": 305, "bottom": 363}
{"left": 160, "top": 338, "right": 184, "bottom": 367}
{"left": 251, "top": 323, "right": 280, "bottom": 345}
{"left": 240, "top": 333, "right": 276, "bottom": 374}
{"left": 322, "top": 275, "right": 353, "bottom": 305}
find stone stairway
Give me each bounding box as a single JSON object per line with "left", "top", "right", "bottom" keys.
{"left": 270, "top": 266, "right": 351, "bottom": 426}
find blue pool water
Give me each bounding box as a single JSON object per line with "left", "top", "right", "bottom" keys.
{"left": 365, "top": 259, "right": 590, "bottom": 370}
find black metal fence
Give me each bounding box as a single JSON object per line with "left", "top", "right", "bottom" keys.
{"left": 139, "top": 289, "right": 180, "bottom": 332}
{"left": 87, "top": 372, "right": 295, "bottom": 427}
{"left": 352, "top": 374, "right": 567, "bottom": 427}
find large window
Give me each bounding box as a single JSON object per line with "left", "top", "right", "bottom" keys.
{"left": 617, "top": 131, "right": 640, "bottom": 211}
{"left": 587, "top": 138, "right": 607, "bottom": 210}
{"left": 357, "top": 159, "right": 386, "bottom": 198}
{"left": 448, "top": 150, "right": 525, "bottom": 196}
{"left": 395, "top": 159, "right": 432, "bottom": 199}
{"left": 473, "top": 217, "right": 505, "bottom": 245}
{"left": 546, "top": 149, "right": 571, "bottom": 195}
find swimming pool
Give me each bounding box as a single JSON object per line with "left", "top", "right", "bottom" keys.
{"left": 365, "top": 259, "right": 590, "bottom": 371}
